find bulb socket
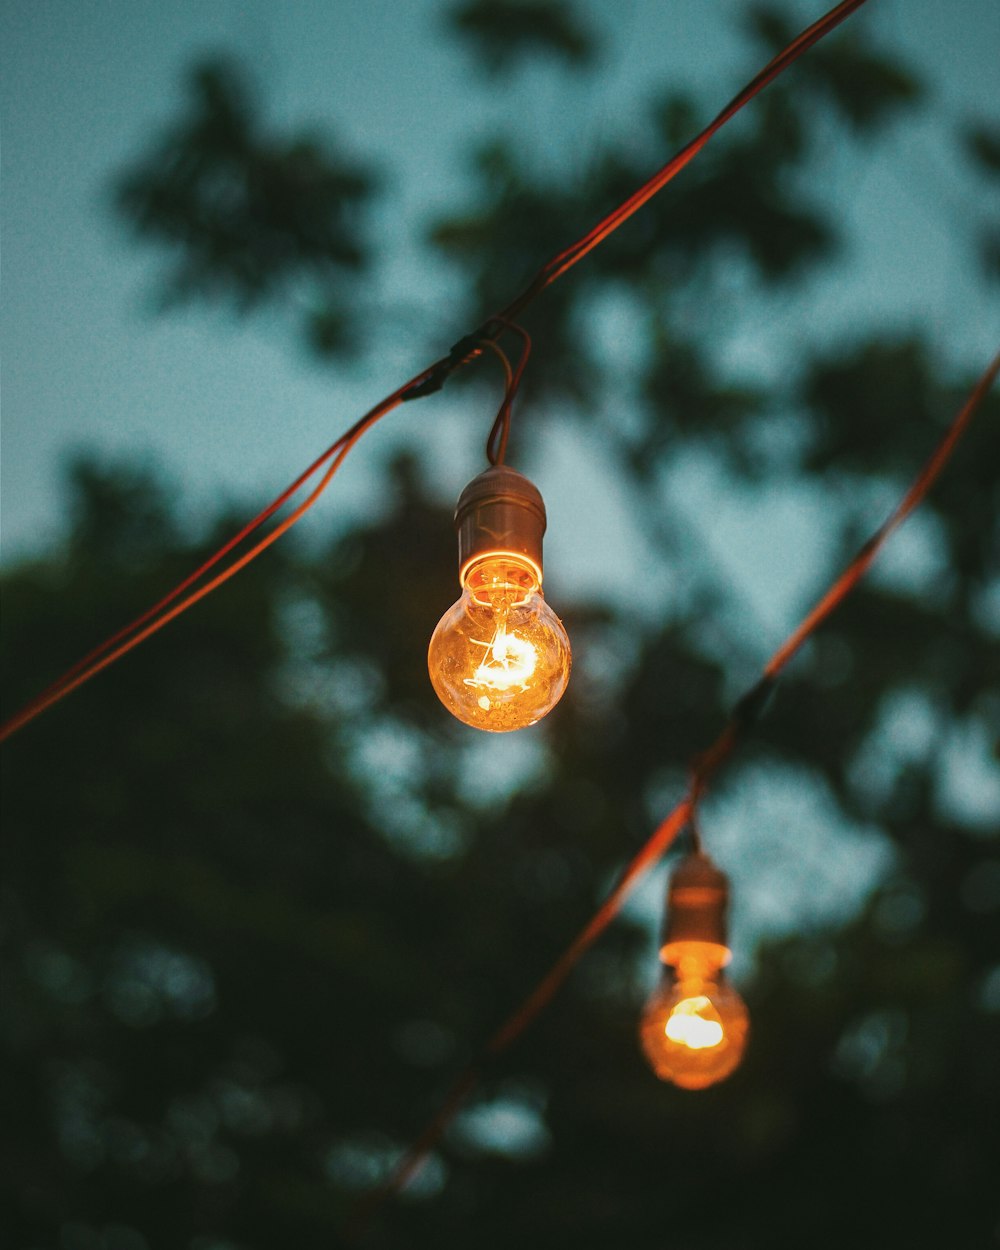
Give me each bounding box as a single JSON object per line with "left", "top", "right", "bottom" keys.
{"left": 659, "top": 852, "right": 730, "bottom": 956}
{"left": 455, "top": 465, "right": 547, "bottom": 585}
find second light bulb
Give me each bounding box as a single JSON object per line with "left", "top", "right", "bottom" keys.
{"left": 640, "top": 851, "right": 749, "bottom": 1090}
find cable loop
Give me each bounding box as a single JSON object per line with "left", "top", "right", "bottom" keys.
{"left": 484, "top": 320, "right": 532, "bottom": 465}
{"left": 484, "top": 341, "right": 515, "bottom": 465}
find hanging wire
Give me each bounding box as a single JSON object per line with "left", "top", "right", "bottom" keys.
{"left": 483, "top": 340, "right": 515, "bottom": 464}
{"left": 485, "top": 321, "right": 532, "bottom": 465}
{"left": 347, "top": 349, "right": 1000, "bottom": 1239}
{"left": 687, "top": 800, "right": 705, "bottom": 855}
{"left": 0, "top": 0, "right": 871, "bottom": 742}
{"left": 0, "top": 361, "right": 449, "bottom": 743}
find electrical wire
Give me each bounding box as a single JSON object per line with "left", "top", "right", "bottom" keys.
{"left": 495, "top": 0, "right": 872, "bottom": 319}
{"left": 687, "top": 803, "right": 705, "bottom": 856}
{"left": 0, "top": 0, "right": 869, "bottom": 744}
{"left": 347, "top": 349, "right": 999, "bottom": 1239}
{"left": 485, "top": 321, "right": 532, "bottom": 465}
{"left": 0, "top": 363, "right": 448, "bottom": 743}
{"left": 482, "top": 340, "right": 515, "bottom": 465}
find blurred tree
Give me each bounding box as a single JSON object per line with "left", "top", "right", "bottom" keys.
{"left": 446, "top": 0, "right": 598, "bottom": 75}
{"left": 965, "top": 122, "right": 1000, "bottom": 281}
{"left": 114, "top": 58, "right": 377, "bottom": 356}
{"left": 3, "top": 4, "right": 999, "bottom": 1250}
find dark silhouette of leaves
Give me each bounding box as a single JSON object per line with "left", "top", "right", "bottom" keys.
{"left": 749, "top": 7, "right": 922, "bottom": 132}
{"left": 447, "top": 0, "right": 598, "bottom": 75}
{"left": 114, "top": 58, "right": 377, "bottom": 353}
{"left": 964, "top": 123, "right": 1000, "bottom": 282}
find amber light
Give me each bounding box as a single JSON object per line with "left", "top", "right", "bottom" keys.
{"left": 640, "top": 939, "right": 749, "bottom": 1090}
{"left": 428, "top": 555, "right": 570, "bottom": 732}
{"left": 428, "top": 465, "right": 571, "bottom": 732}
{"left": 640, "top": 852, "right": 749, "bottom": 1090}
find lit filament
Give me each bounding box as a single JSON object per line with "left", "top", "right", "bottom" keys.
{"left": 664, "top": 996, "right": 724, "bottom": 1050}
{"left": 466, "top": 626, "right": 538, "bottom": 707}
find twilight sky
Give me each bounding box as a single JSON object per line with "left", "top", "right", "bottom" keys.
{"left": 2, "top": 0, "right": 997, "bottom": 574}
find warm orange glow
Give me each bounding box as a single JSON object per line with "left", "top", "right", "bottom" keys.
{"left": 664, "top": 996, "right": 725, "bottom": 1049}
{"left": 468, "top": 624, "right": 538, "bottom": 700}
{"left": 429, "top": 556, "right": 571, "bottom": 731}
{"left": 640, "top": 940, "right": 749, "bottom": 1089}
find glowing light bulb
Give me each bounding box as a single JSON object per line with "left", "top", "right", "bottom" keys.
{"left": 429, "top": 555, "right": 570, "bottom": 731}
{"left": 428, "top": 466, "right": 571, "bottom": 732}
{"left": 640, "top": 853, "right": 749, "bottom": 1090}
{"left": 640, "top": 941, "right": 749, "bottom": 1089}
{"left": 664, "top": 995, "right": 724, "bottom": 1049}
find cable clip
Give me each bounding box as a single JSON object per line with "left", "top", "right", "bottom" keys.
{"left": 449, "top": 324, "right": 494, "bottom": 366}
{"left": 401, "top": 325, "right": 496, "bottom": 402}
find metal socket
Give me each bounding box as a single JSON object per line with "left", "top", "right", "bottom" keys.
{"left": 660, "top": 852, "right": 730, "bottom": 950}
{"left": 455, "top": 465, "right": 547, "bottom": 584}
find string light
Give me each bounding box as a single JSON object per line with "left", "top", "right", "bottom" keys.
{"left": 351, "top": 351, "right": 998, "bottom": 1231}
{"left": 428, "top": 466, "right": 571, "bottom": 731}
{"left": 640, "top": 851, "right": 749, "bottom": 1089}
{"left": 3, "top": 0, "right": 994, "bottom": 1214}
{"left": 0, "top": 0, "right": 991, "bottom": 1232}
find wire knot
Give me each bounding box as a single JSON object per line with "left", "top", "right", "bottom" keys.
{"left": 401, "top": 325, "right": 496, "bottom": 402}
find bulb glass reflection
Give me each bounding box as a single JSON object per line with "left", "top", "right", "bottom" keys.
{"left": 428, "top": 555, "right": 571, "bottom": 732}
{"left": 640, "top": 940, "right": 749, "bottom": 1090}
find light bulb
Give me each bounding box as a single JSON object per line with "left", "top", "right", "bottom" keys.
{"left": 428, "top": 466, "right": 571, "bottom": 732}
{"left": 429, "top": 555, "right": 570, "bottom": 731}
{"left": 640, "top": 852, "right": 749, "bottom": 1090}
{"left": 640, "top": 940, "right": 749, "bottom": 1090}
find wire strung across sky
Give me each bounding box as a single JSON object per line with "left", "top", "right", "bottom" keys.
{"left": 1, "top": 0, "right": 871, "bottom": 744}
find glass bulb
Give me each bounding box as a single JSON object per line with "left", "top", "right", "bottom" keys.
{"left": 428, "top": 555, "right": 571, "bottom": 732}
{"left": 640, "top": 940, "right": 749, "bottom": 1090}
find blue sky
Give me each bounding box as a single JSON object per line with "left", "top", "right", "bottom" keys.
{"left": 2, "top": 0, "right": 997, "bottom": 576}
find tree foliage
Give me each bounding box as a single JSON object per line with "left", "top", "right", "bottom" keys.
{"left": 3, "top": 5, "right": 999, "bottom": 1249}
{"left": 446, "top": 0, "right": 597, "bottom": 75}
{"left": 114, "top": 59, "right": 376, "bottom": 355}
